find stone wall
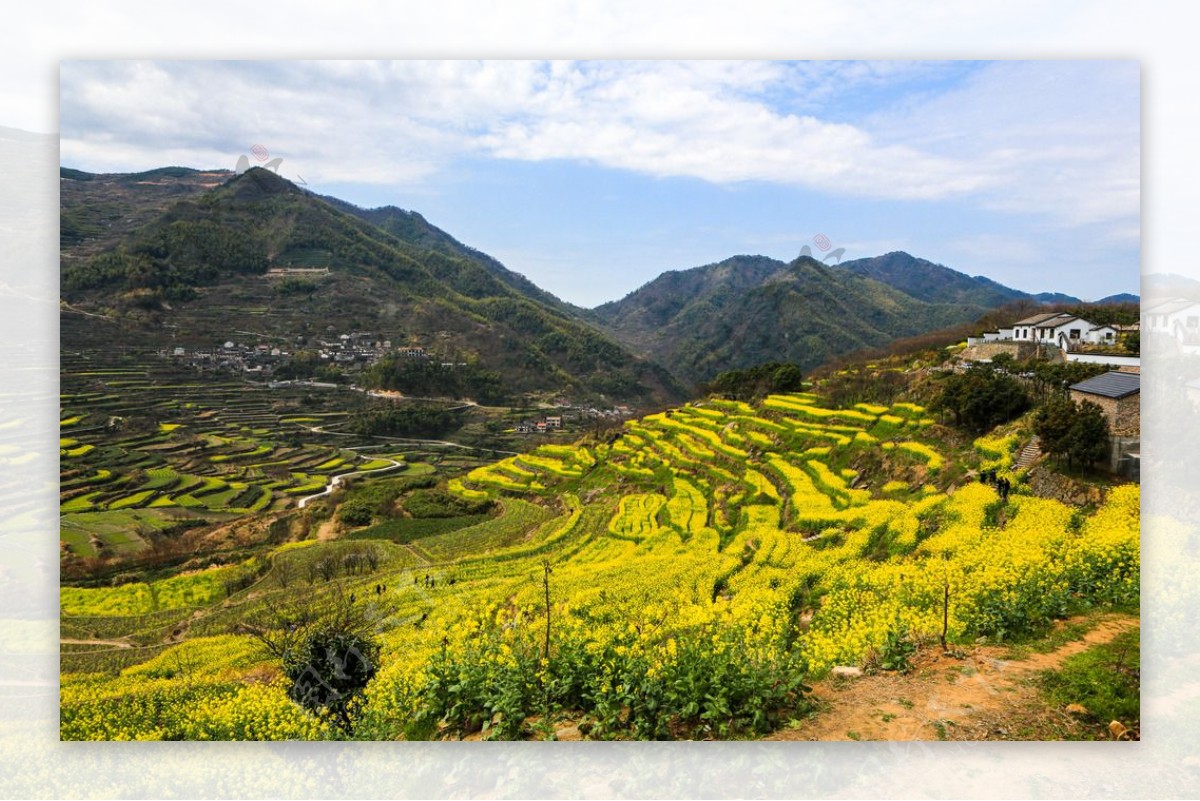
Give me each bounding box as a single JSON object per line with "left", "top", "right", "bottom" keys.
{"left": 1070, "top": 391, "right": 1140, "bottom": 438}
{"left": 959, "top": 341, "right": 1061, "bottom": 363}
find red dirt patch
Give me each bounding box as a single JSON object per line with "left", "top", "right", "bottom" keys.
{"left": 768, "top": 614, "right": 1139, "bottom": 741}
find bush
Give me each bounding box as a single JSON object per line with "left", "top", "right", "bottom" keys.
{"left": 338, "top": 499, "right": 374, "bottom": 528}
{"left": 247, "top": 588, "right": 385, "bottom": 734}
{"left": 704, "top": 362, "right": 805, "bottom": 401}
{"left": 415, "top": 615, "right": 811, "bottom": 741}
{"left": 284, "top": 626, "right": 380, "bottom": 732}
{"left": 403, "top": 488, "right": 492, "bottom": 519}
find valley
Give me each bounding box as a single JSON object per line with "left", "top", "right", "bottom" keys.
{"left": 59, "top": 344, "right": 1139, "bottom": 740}
{"left": 58, "top": 166, "right": 1140, "bottom": 742}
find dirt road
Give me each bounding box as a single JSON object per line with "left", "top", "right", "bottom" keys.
{"left": 768, "top": 615, "right": 1138, "bottom": 741}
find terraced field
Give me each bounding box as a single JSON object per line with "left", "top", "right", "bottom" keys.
{"left": 60, "top": 388, "right": 1139, "bottom": 741}
{"left": 58, "top": 350, "right": 472, "bottom": 557}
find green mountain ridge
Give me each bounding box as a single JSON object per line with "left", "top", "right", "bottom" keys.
{"left": 60, "top": 167, "right": 685, "bottom": 406}
{"left": 592, "top": 252, "right": 1014, "bottom": 385}
{"left": 320, "top": 196, "right": 578, "bottom": 317}
{"left": 834, "top": 250, "right": 1032, "bottom": 307}
{"left": 60, "top": 164, "right": 1130, "bottom": 398}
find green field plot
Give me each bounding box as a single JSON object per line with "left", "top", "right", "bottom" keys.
{"left": 61, "top": 560, "right": 262, "bottom": 617}
{"left": 349, "top": 514, "right": 492, "bottom": 544}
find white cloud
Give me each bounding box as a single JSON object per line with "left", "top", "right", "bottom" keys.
{"left": 59, "top": 59, "right": 1137, "bottom": 234}
{"left": 865, "top": 60, "right": 1139, "bottom": 229}
{"left": 459, "top": 60, "right": 995, "bottom": 199}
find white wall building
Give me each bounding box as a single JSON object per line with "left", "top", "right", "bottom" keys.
{"left": 1009, "top": 312, "right": 1115, "bottom": 352}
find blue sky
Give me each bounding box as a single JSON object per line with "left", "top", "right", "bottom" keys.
{"left": 59, "top": 60, "right": 1139, "bottom": 307}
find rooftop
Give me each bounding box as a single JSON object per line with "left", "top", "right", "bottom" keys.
{"left": 1013, "top": 311, "right": 1068, "bottom": 327}
{"left": 1034, "top": 315, "right": 1081, "bottom": 329}
{"left": 1070, "top": 370, "right": 1141, "bottom": 399}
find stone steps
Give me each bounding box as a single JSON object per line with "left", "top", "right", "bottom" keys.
{"left": 1014, "top": 436, "right": 1042, "bottom": 470}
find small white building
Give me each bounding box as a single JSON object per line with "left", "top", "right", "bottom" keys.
{"left": 1086, "top": 325, "right": 1119, "bottom": 346}
{"left": 1010, "top": 312, "right": 1114, "bottom": 352}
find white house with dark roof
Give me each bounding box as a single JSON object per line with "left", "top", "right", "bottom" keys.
{"left": 1009, "top": 312, "right": 1116, "bottom": 352}
{"left": 1011, "top": 311, "right": 1065, "bottom": 342}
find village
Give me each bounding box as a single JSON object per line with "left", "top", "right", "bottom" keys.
{"left": 155, "top": 330, "right": 636, "bottom": 436}
{"left": 956, "top": 309, "right": 1141, "bottom": 479}
{"left": 159, "top": 330, "right": 427, "bottom": 377}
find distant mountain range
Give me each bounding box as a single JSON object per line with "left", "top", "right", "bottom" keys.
{"left": 59, "top": 167, "right": 682, "bottom": 405}
{"left": 591, "top": 253, "right": 1003, "bottom": 384}
{"left": 60, "top": 165, "right": 1139, "bottom": 397}
{"left": 591, "top": 250, "right": 1137, "bottom": 384}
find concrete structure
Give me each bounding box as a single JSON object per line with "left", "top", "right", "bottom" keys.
{"left": 959, "top": 340, "right": 1061, "bottom": 363}
{"left": 1064, "top": 352, "right": 1140, "bottom": 369}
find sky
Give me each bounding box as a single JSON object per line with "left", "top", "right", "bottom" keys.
{"left": 58, "top": 59, "right": 1140, "bottom": 307}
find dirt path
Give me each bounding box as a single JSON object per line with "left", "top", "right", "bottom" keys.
{"left": 59, "top": 638, "right": 133, "bottom": 649}
{"left": 399, "top": 543, "right": 432, "bottom": 565}
{"left": 315, "top": 518, "right": 339, "bottom": 541}
{"left": 768, "top": 615, "right": 1138, "bottom": 741}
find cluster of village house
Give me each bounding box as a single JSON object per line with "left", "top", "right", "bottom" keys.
{"left": 959, "top": 310, "right": 1142, "bottom": 478}
{"left": 160, "top": 334, "right": 635, "bottom": 432}
{"left": 960, "top": 296, "right": 1200, "bottom": 472}
{"left": 967, "top": 311, "right": 1136, "bottom": 352}
{"left": 165, "top": 332, "right": 431, "bottom": 376}
{"left": 513, "top": 404, "right": 633, "bottom": 435}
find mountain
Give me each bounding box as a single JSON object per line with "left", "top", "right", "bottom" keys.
{"left": 591, "top": 255, "right": 787, "bottom": 333}
{"left": 320, "top": 197, "right": 578, "bottom": 316}
{"left": 832, "top": 251, "right": 1029, "bottom": 308}
{"left": 59, "top": 168, "right": 684, "bottom": 406}
{"left": 1032, "top": 291, "right": 1083, "bottom": 305}
{"left": 592, "top": 254, "right": 992, "bottom": 386}
{"left": 1096, "top": 292, "right": 1140, "bottom": 305}
{"left": 60, "top": 166, "right": 231, "bottom": 253}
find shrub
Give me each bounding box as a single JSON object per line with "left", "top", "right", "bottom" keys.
{"left": 284, "top": 627, "right": 380, "bottom": 733}
{"left": 338, "top": 499, "right": 374, "bottom": 528}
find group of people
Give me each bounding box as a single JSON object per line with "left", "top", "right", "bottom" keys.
{"left": 412, "top": 574, "right": 458, "bottom": 589}
{"left": 978, "top": 468, "right": 1012, "bottom": 500}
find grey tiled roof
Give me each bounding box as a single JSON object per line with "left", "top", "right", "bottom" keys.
{"left": 1034, "top": 315, "right": 1080, "bottom": 329}
{"left": 1013, "top": 312, "right": 1067, "bottom": 327}
{"left": 1070, "top": 371, "right": 1140, "bottom": 399}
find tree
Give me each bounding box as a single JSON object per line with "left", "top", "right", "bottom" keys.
{"left": 1035, "top": 397, "right": 1111, "bottom": 470}
{"left": 1066, "top": 400, "right": 1112, "bottom": 469}
{"left": 933, "top": 364, "right": 1031, "bottom": 434}
{"left": 284, "top": 625, "right": 380, "bottom": 733}
{"left": 241, "top": 586, "right": 385, "bottom": 733}
{"left": 990, "top": 352, "right": 1016, "bottom": 372}
{"left": 1123, "top": 331, "right": 1140, "bottom": 355}
{"left": 1034, "top": 396, "right": 1077, "bottom": 462}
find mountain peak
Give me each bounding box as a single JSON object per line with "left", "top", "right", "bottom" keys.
{"left": 835, "top": 251, "right": 1028, "bottom": 308}
{"left": 218, "top": 167, "right": 303, "bottom": 201}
